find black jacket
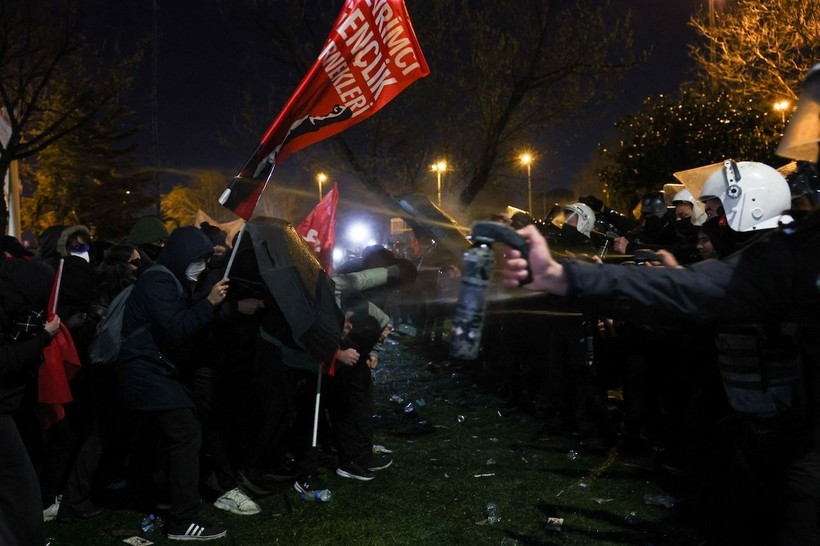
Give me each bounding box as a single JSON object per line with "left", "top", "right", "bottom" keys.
{"left": 562, "top": 210, "right": 820, "bottom": 442}
{"left": 0, "top": 258, "right": 55, "bottom": 414}
{"left": 118, "top": 227, "right": 215, "bottom": 410}
{"left": 562, "top": 210, "right": 820, "bottom": 324}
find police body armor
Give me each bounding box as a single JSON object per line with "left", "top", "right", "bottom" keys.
{"left": 716, "top": 323, "right": 806, "bottom": 425}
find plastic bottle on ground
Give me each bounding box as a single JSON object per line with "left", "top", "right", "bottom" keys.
{"left": 140, "top": 513, "right": 164, "bottom": 533}
{"left": 299, "top": 490, "right": 332, "bottom": 502}
{"left": 486, "top": 502, "right": 501, "bottom": 524}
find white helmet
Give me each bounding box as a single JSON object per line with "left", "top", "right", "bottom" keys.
{"left": 699, "top": 160, "right": 791, "bottom": 232}
{"left": 672, "top": 188, "right": 695, "bottom": 205}
{"left": 562, "top": 202, "right": 596, "bottom": 237}
{"left": 672, "top": 188, "right": 707, "bottom": 226}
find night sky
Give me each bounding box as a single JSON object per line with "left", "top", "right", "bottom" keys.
{"left": 82, "top": 0, "right": 703, "bottom": 208}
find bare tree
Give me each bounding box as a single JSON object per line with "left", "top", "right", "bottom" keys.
{"left": 249, "top": 0, "right": 640, "bottom": 218}
{"left": 690, "top": 0, "right": 820, "bottom": 105}
{"left": 0, "top": 0, "right": 137, "bottom": 233}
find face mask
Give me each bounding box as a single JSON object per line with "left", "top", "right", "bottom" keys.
{"left": 185, "top": 260, "right": 207, "bottom": 281}
{"left": 70, "top": 243, "right": 91, "bottom": 263}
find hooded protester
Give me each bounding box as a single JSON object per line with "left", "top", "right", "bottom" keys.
{"left": 36, "top": 225, "right": 94, "bottom": 269}
{"left": 118, "top": 226, "right": 229, "bottom": 542}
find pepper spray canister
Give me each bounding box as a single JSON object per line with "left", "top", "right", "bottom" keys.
{"left": 449, "top": 221, "right": 532, "bottom": 360}
{"left": 449, "top": 243, "right": 495, "bottom": 360}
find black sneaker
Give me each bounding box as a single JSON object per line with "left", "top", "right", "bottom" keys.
{"left": 294, "top": 474, "right": 329, "bottom": 494}
{"left": 362, "top": 453, "right": 393, "bottom": 471}
{"left": 293, "top": 475, "right": 332, "bottom": 501}
{"left": 336, "top": 460, "right": 375, "bottom": 481}
{"left": 166, "top": 520, "right": 227, "bottom": 541}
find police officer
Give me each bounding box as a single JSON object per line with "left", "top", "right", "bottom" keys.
{"left": 501, "top": 176, "right": 819, "bottom": 545}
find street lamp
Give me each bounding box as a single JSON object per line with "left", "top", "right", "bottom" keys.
{"left": 519, "top": 152, "right": 533, "bottom": 213}
{"left": 317, "top": 172, "right": 328, "bottom": 201}
{"left": 773, "top": 100, "right": 791, "bottom": 125}
{"left": 431, "top": 160, "right": 447, "bottom": 207}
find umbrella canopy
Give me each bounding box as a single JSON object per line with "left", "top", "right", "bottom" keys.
{"left": 244, "top": 217, "right": 343, "bottom": 365}
{"left": 396, "top": 193, "right": 470, "bottom": 261}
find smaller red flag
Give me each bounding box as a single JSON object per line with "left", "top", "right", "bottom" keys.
{"left": 39, "top": 259, "right": 81, "bottom": 429}
{"left": 296, "top": 182, "right": 339, "bottom": 274}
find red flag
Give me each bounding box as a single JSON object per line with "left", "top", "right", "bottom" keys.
{"left": 39, "top": 322, "right": 81, "bottom": 429}
{"left": 39, "top": 259, "right": 81, "bottom": 428}
{"left": 220, "top": 0, "right": 429, "bottom": 219}
{"left": 297, "top": 182, "right": 339, "bottom": 274}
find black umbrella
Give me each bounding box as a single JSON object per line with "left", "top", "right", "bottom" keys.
{"left": 396, "top": 194, "right": 471, "bottom": 263}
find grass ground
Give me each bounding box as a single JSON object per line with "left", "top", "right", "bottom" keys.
{"left": 44, "top": 334, "right": 704, "bottom": 546}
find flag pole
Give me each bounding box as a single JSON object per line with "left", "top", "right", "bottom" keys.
{"left": 221, "top": 157, "right": 281, "bottom": 278}
{"left": 311, "top": 363, "right": 323, "bottom": 448}
{"left": 50, "top": 258, "right": 64, "bottom": 317}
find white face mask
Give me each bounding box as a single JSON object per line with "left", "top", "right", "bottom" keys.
{"left": 69, "top": 243, "right": 91, "bottom": 263}
{"left": 70, "top": 251, "right": 90, "bottom": 263}
{"left": 185, "top": 260, "right": 207, "bottom": 281}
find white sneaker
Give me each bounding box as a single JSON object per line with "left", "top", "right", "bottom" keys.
{"left": 43, "top": 495, "right": 62, "bottom": 522}
{"left": 373, "top": 444, "right": 393, "bottom": 454}
{"left": 213, "top": 487, "right": 260, "bottom": 516}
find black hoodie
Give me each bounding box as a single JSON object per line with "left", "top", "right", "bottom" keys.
{"left": 118, "top": 227, "right": 216, "bottom": 410}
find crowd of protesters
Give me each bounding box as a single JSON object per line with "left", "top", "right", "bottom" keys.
{"left": 0, "top": 215, "right": 416, "bottom": 544}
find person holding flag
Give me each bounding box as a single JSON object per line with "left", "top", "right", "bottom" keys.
{"left": 210, "top": 0, "right": 428, "bottom": 503}
{"left": 0, "top": 242, "right": 61, "bottom": 546}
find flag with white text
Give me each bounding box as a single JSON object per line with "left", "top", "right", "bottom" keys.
{"left": 220, "top": 0, "right": 430, "bottom": 219}
{"left": 296, "top": 182, "right": 339, "bottom": 274}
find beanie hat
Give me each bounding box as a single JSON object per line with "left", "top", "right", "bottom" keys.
{"left": 128, "top": 216, "right": 170, "bottom": 246}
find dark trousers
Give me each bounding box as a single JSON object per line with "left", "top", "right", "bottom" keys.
{"left": 58, "top": 422, "right": 102, "bottom": 517}
{"left": 237, "top": 346, "right": 293, "bottom": 481}
{"left": 0, "top": 415, "right": 44, "bottom": 546}
{"left": 191, "top": 367, "right": 238, "bottom": 492}
{"left": 700, "top": 419, "right": 820, "bottom": 546}
{"left": 130, "top": 408, "right": 202, "bottom": 525}
{"left": 328, "top": 362, "right": 373, "bottom": 466}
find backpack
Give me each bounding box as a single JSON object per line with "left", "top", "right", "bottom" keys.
{"left": 87, "top": 265, "right": 181, "bottom": 366}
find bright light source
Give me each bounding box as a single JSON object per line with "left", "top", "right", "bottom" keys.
{"left": 347, "top": 222, "right": 372, "bottom": 245}
{"left": 519, "top": 152, "right": 532, "bottom": 166}
{"left": 333, "top": 247, "right": 345, "bottom": 263}
{"left": 773, "top": 100, "right": 790, "bottom": 112}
